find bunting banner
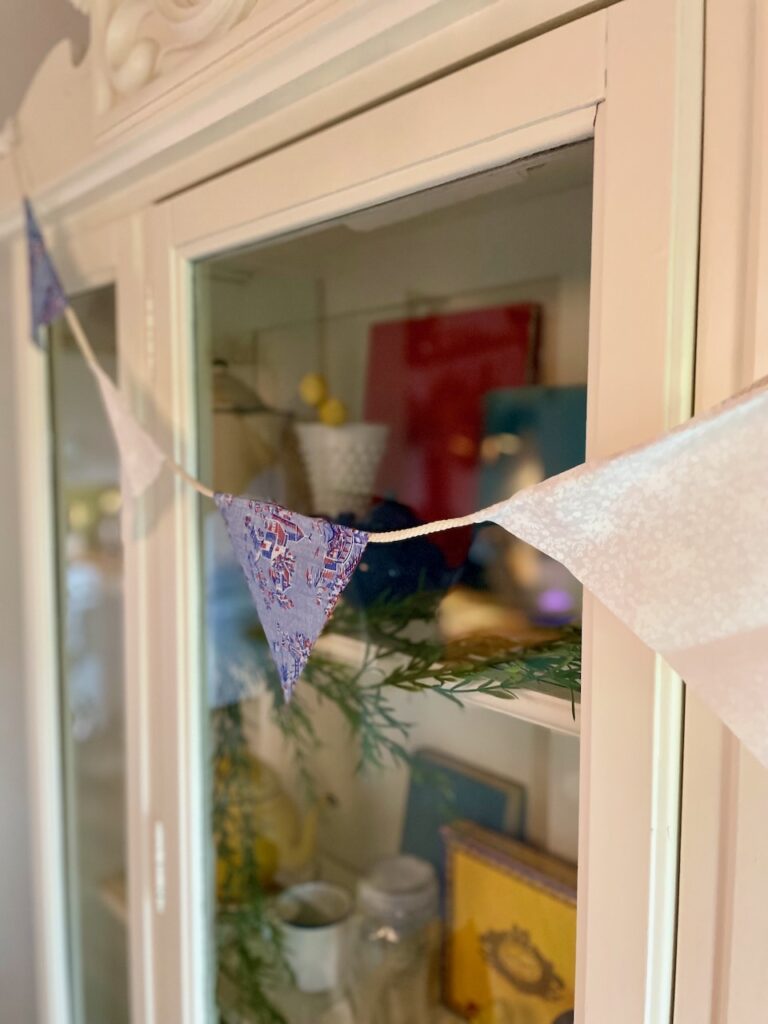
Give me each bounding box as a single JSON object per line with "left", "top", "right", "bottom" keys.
{"left": 92, "top": 364, "right": 166, "bottom": 499}
{"left": 488, "top": 378, "right": 768, "bottom": 764}
{"left": 25, "top": 197, "right": 166, "bottom": 499}
{"left": 25, "top": 198, "right": 68, "bottom": 345}
{"left": 20, "top": 192, "right": 768, "bottom": 766}
{"left": 215, "top": 495, "right": 369, "bottom": 700}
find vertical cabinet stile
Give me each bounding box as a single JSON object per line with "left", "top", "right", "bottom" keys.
{"left": 119, "top": 212, "right": 159, "bottom": 1024}
{"left": 143, "top": 203, "right": 210, "bottom": 1024}
{"left": 675, "top": 0, "right": 768, "bottom": 1017}
{"left": 578, "top": 1, "right": 703, "bottom": 1020}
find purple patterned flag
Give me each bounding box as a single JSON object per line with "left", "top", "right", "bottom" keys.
{"left": 215, "top": 494, "right": 369, "bottom": 700}
{"left": 24, "top": 198, "right": 68, "bottom": 346}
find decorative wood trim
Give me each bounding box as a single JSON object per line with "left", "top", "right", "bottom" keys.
{"left": 0, "top": 0, "right": 614, "bottom": 237}
{"left": 98, "top": 0, "right": 262, "bottom": 105}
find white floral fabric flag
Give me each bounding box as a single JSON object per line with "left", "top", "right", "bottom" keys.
{"left": 93, "top": 364, "right": 166, "bottom": 498}
{"left": 489, "top": 378, "right": 768, "bottom": 765}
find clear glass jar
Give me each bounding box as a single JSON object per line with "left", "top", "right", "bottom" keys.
{"left": 353, "top": 856, "right": 440, "bottom": 1024}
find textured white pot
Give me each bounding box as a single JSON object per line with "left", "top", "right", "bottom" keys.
{"left": 295, "top": 422, "right": 389, "bottom": 518}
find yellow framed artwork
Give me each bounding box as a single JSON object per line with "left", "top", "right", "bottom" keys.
{"left": 442, "top": 821, "right": 577, "bottom": 1024}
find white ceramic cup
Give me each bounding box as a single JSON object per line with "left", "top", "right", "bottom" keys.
{"left": 275, "top": 881, "right": 353, "bottom": 994}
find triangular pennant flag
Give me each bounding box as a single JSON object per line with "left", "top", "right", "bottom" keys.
{"left": 488, "top": 377, "right": 768, "bottom": 765}
{"left": 92, "top": 364, "right": 166, "bottom": 498}
{"left": 24, "top": 198, "right": 68, "bottom": 345}
{"left": 215, "top": 494, "right": 369, "bottom": 700}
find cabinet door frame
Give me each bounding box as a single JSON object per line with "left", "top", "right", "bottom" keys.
{"left": 144, "top": 3, "right": 703, "bottom": 1022}
{"left": 12, "top": 210, "right": 154, "bottom": 1024}
{"left": 674, "top": 0, "right": 768, "bottom": 1018}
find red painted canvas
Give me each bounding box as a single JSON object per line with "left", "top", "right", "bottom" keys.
{"left": 364, "top": 304, "right": 539, "bottom": 563}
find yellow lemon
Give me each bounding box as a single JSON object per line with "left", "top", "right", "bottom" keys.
{"left": 299, "top": 372, "right": 328, "bottom": 407}
{"left": 318, "top": 397, "right": 348, "bottom": 426}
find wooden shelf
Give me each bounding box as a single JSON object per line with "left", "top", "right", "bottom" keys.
{"left": 315, "top": 633, "right": 580, "bottom": 737}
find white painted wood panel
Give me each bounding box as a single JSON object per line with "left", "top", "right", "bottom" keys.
{"left": 674, "top": 3, "right": 768, "bottom": 1019}
{"left": 576, "top": 2, "right": 703, "bottom": 1021}
{"left": 167, "top": 15, "right": 605, "bottom": 256}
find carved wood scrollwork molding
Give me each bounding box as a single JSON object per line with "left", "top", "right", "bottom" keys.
{"left": 78, "top": 0, "right": 265, "bottom": 107}
{"left": 108, "top": 0, "right": 260, "bottom": 97}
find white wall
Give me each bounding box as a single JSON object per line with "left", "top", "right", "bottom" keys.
{"left": 0, "top": 0, "right": 87, "bottom": 124}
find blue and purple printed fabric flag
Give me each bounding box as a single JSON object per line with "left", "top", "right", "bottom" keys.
{"left": 215, "top": 494, "right": 369, "bottom": 700}
{"left": 24, "top": 198, "right": 68, "bottom": 345}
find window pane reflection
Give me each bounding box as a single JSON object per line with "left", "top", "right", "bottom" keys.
{"left": 50, "top": 287, "right": 130, "bottom": 1024}
{"left": 196, "top": 144, "right": 592, "bottom": 1024}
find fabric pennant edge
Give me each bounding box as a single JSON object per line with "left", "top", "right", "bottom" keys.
{"left": 24, "top": 196, "right": 69, "bottom": 345}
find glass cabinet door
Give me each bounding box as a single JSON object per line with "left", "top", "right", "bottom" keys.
{"left": 192, "top": 148, "right": 591, "bottom": 1024}
{"left": 49, "top": 286, "right": 130, "bottom": 1024}
{"left": 146, "top": 8, "right": 700, "bottom": 1021}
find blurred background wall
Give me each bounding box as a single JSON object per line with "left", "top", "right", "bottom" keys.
{"left": 0, "top": 0, "right": 87, "bottom": 124}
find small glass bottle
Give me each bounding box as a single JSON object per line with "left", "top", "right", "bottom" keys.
{"left": 353, "top": 855, "right": 440, "bottom": 1024}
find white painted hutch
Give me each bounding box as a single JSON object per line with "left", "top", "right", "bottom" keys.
{"left": 1, "top": 1, "right": 766, "bottom": 1022}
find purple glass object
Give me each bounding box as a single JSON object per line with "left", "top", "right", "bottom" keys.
{"left": 215, "top": 494, "right": 369, "bottom": 701}
{"left": 24, "top": 198, "right": 68, "bottom": 345}
{"left": 537, "top": 588, "right": 574, "bottom": 615}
